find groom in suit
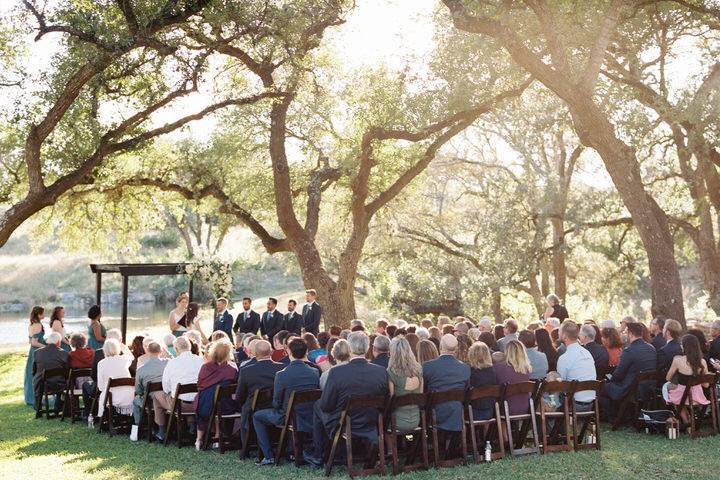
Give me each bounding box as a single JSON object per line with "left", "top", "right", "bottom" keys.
{"left": 284, "top": 299, "right": 303, "bottom": 335}
{"left": 260, "top": 297, "right": 284, "bottom": 344}
{"left": 213, "top": 297, "right": 234, "bottom": 342}
{"left": 233, "top": 297, "right": 260, "bottom": 335}
{"left": 302, "top": 289, "right": 322, "bottom": 336}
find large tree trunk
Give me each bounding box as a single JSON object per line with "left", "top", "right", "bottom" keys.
{"left": 491, "top": 287, "right": 502, "bottom": 323}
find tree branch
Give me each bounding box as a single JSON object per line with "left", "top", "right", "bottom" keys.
{"left": 580, "top": 0, "right": 624, "bottom": 91}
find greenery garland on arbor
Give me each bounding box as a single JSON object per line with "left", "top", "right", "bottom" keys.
{"left": 183, "top": 257, "right": 233, "bottom": 299}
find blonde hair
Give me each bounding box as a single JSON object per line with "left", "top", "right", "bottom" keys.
{"left": 504, "top": 340, "right": 532, "bottom": 375}
{"left": 208, "top": 339, "right": 233, "bottom": 363}
{"left": 467, "top": 342, "right": 493, "bottom": 369}
{"left": 388, "top": 336, "right": 422, "bottom": 378}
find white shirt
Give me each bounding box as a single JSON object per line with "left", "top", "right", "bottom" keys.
{"left": 97, "top": 355, "right": 133, "bottom": 417}
{"left": 162, "top": 351, "right": 204, "bottom": 401}
{"left": 557, "top": 342, "right": 597, "bottom": 402}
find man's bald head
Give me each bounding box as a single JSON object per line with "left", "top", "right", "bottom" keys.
{"left": 254, "top": 340, "right": 272, "bottom": 359}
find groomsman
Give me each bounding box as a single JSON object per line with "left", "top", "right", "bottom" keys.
{"left": 302, "top": 289, "right": 322, "bottom": 336}
{"left": 284, "top": 299, "right": 303, "bottom": 335}
{"left": 213, "top": 297, "right": 234, "bottom": 342}
{"left": 261, "top": 297, "right": 284, "bottom": 344}
{"left": 233, "top": 297, "right": 260, "bottom": 335}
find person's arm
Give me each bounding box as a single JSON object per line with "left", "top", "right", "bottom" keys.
{"left": 272, "top": 373, "right": 283, "bottom": 410}
{"left": 92, "top": 322, "right": 105, "bottom": 342}
{"left": 28, "top": 325, "right": 43, "bottom": 348}
{"left": 543, "top": 306, "right": 553, "bottom": 321}
{"left": 611, "top": 349, "right": 632, "bottom": 384}
{"left": 665, "top": 357, "right": 679, "bottom": 382}
{"left": 162, "top": 364, "right": 171, "bottom": 394}
{"left": 319, "top": 370, "right": 338, "bottom": 413}
{"left": 701, "top": 359, "right": 710, "bottom": 388}
{"left": 388, "top": 379, "right": 395, "bottom": 396}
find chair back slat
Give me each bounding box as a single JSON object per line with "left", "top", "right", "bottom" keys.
{"left": 43, "top": 367, "right": 68, "bottom": 380}
{"left": 251, "top": 388, "right": 272, "bottom": 410}
{"left": 467, "top": 384, "right": 502, "bottom": 401}
{"left": 69, "top": 368, "right": 92, "bottom": 381}
{"left": 502, "top": 381, "right": 536, "bottom": 396}
{"left": 108, "top": 377, "right": 135, "bottom": 388}
{"left": 347, "top": 394, "right": 387, "bottom": 410}
{"left": 291, "top": 389, "right": 322, "bottom": 404}
{"left": 390, "top": 393, "right": 426, "bottom": 409}
{"left": 175, "top": 383, "right": 198, "bottom": 396}
{"left": 145, "top": 381, "right": 163, "bottom": 394}
{"left": 538, "top": 380, "right": 574, "bottom": 395}
{"left": 573, "top": 380, "right": 602, "bottom": 393}
{"left": 427, "top": 389, "right": 466, "bottom": 407}
{"left": 217, "top": 383, "right": 237, "bottom": 398}
{"left": 685, "top": 374, "right": 717, "bottom": 387}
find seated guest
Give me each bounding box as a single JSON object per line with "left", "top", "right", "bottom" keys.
{"left": 240, "top": 336, "right": 261, "bottom": 368}
{"left": 428, "top": 326, "right": 441, "bottom": 341}
{"left": 32, "top": 332, "right": 69, "bottom": 415}
{"left": 96, "top": 339, "right": 134, "bottom": 420}
{"left": 544, "top": 317, "right": 561, "bottom": 335}
{"left": 601, "top": 327, "right": 623, "bottom": 366}
{"left": 307, "top": 332, "right": 388, "bottom": 467}
{"left": 375, "top": 319, "right": 388, "bottom": 335}
{"left": 479, "top": 331, "right": 497, "bottom": 352}
{"left": 422, "top": 334, "right": 471, "bottom": 433}
{"left": 371, "top": 335, "right": 390, "bottom": 368}
{"left": 366, "top": 334, "right": 378, "bottom": 361}
{"left": 416, "top": 327, "right": 430, "bottom": 340}
{"left": 128, "top": 335, "right": 145, "bottom": 375}
{"left": 387, "top": 336, "right": 423, "bottom": 432}
{"left": 329, "top": 325, "right": 342, "bottom": 338}
{"left": 316, "top": 332, "right": 331, "bottom": 359}
{"left": 496, "top": 318, "right": 519, "bottom": 352}
{"left": 235, "top": 340, "right": 285, "bottom": 439}
{"left": 709, "top": 320, "right": 720, "bottom": 371}
{"left": 657, "top": 319, "right": 683, "bottom": 374}
{"left": 316, "top": 337, "right": 338, "bottom": 371}
{"left": 320, "top": 339, "right": 350, "bottom": 389}
{"left": 687, "top": 328, "right": 709, "bottom": 361}
{"left": 493, "top": 340, "right": 532, "bottom": 415}
{"left": 518, "top": 330, "right": 548, "bottom": 380}
{"left": 468, "top": 328, "right": 481, "bottom": 342}
{"left": 416, "top": 339, "right": 439, "bottom": 364}
{"left": 303, "top": 333, "right": 322, "bottom": 363}
{"left": 253, "top": 338, "right": 321, "bottom": 465}
{"left": 152, "top": 336, "right": 203, "bottom": 441}
{"left": 663, "top": 334, "right": 710, "bottom": 425}
{"left": 455, "top": 333, "right": 472, "bottom": 363}
{"left": 436, "top": 316, "right": 451, "bottom": 331}
{"left": 454, "top": 322, "right": 469, "bottom": 336}
{"left": 493, "top": 324, "right": 504, "bottom": 342}
{"left": 649, "top": 317, "right": 667, "bottom": 351}
{"left": 163, "top": 333, "right": 177, "bottom": 357}
{"left": 386, "top": 325, "right": 398, "bottom": 338}
{"left": 194, "top": 340, "right": 238, "bottom": 450}
{"left": 405, "top": 333, "right": 420, "bottom": 357}
{"left": 579, "top": 324, "right": 609, "bottom": 371}
{"left": 81, "top": 328, "right": 126, "bottom": 417}
{"left": 421, "top": 318, "right": 434, "bottom": 330}
{"left": 600, "top": 322, "right": 657, "bottom": 420}
{"left": 134, "top": 337, "right": 159, "bottom": 370}
{"left": 68, "top": 332, "right": 95, "bottom": 369}
{"left": 442, "top": 324, "right": 455, "bottom": 336}
{"left": 271, "top": 330, "right": 290, "bottom": 362}
{"left": 130, "top": 341, "right": 167, "bottom": 441}
{"left": 557, "top": 321, "right": 597, "bottom": 411}
{"left": 535, "top": 328, "right": 559, "bottom": 371}
{"left": 468, "top": 341, "right": 498, "bottom": 420}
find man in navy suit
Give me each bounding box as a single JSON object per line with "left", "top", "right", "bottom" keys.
{"left": 253, "top": 338, "right": 320, "bottom": 465}
{"left": 301, "top": 289, "right": 322, "bottom": 336}
{"left": 649, "top": 317, "right": 667, "bottom": 351}
{"left": 600, "top": 322, "right": 657, "bottom": 420}
{"left": 657, "top": 319, "right": 683, "bottom": 374}
{"left": 213, "top": 297, "right": 234, "bottom": 342}
{"left": 233, "top": 297, "right": 260, "bottom": 335}
{"left": 371, "top": 335, "right": 390, "bottom": 369}
{"left": 261, "top": 297, "right": 285, "bottom": 345}
{"left": 579, "top": 324, "right": 609, "bottom": 371}
{"left": 284, "top": 299, "right": 303, "bottom": 335}
{"left": 306, "top": 331, "right": 388, "bottom": 467}
{"left": 423, "top": 334, "right": 470, "bottom": 433}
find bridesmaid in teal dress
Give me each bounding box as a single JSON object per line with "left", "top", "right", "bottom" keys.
{"left": 87, "top": 304, "right": 106, "bottom": 350}
{"left": 50, "top": 306, "right": 71, "bottom": 352}
{"left": 24, "top": 306, "right": 46, "bottom": 406}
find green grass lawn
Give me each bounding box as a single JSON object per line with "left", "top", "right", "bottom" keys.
{"left": 1, "top": 350, "right": 718, "bottom": 479}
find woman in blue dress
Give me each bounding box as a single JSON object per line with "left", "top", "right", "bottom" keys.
{"left": 24, "top": 306, "right": 46, "bottom": 406}
{"left": 87, "top": 304, "right": 106, "bottom": 350}
{"left": 49, "top": 306, "right": 71, "bottom": 352}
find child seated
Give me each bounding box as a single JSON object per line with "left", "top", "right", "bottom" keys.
{"left": 541, "top": 371, "right": 562, "bottom": 412}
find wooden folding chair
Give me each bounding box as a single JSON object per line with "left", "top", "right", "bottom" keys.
{"left": 325, "top": 395, "right": 388, "bottom": 478}
{"left": 276, "top": 389, "right": 322, "bottom": 466}
{"left": 139, "top": 381, "right": 163, "bottom": 442}
{"left": 426, "top": 389, "right": 468, "bottom": 468}
{"left": 38, "top": 367, "right": 68, "bottom": 420}
{"left": 203, "top": 383, "right": 241, "bottom": 452}
{"left": 164, "top": 383, "right": 197, "bottom": 448}
{"left": 570, "top": 380, "right": 602, "bottom": 451}
{"left": 466, "top": 385, "right": 505, "bottom": 463}
{"left": 62, "top": 368, "right": 91, "bottom": 423}
{"left": 101, "top": 377, "right": 135, "bottom": 437}
{"left": 534, "top": 380, "right": 573, "bottom": 453}
{"left": 596, "top": 365, "right": 616, "bottom": 381}
{"left": 500, "top": 381, "right": 540, "bottom": 456}
{"left": 674, "top": 373, "right": 719, "bottom": 438}
{"left": 611, "top": 370, "right": 659, "bottom": 431}
{"left": 386, "top": 393, "right": 429, "bottom": 474}
{"left": 239, "top": 388, "right": 273, "bottom": 459}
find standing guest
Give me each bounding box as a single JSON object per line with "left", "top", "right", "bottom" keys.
{"left": 87, "top": 305, "right": 106, "bottom": 350}
{"left": 96, "top": 339, "right": 133, "bottom": 420}
{"left": 130, "top": 341, "right": 167, "bottom": 441}
{"left": 261, "top": 297, "right": 284, "bottom": 345}
{"left": 601, "top": 327, "right": 623, "bottom": 366}
{"left": 649, "top": 317, "right": 667, "bottom": 351}
{"left": 371, "top": 335, "right": 390, "bottom": 368}
{"left": 493, "top": 324, "right": 505, "bottom": 342}
{"left": 185, "top": 302, "right": 209, "bottom": 344}
{"left": 479, "top": 332, "right": 497, "bottom": 352}
{"left": 417, "top": 339, "right": 439, "bottom": 364}
{"left": 535, "top": 328, "right": 559, "bottom": 371}
{"left": 579, "top": 324, "right": 609, "bottom": 371}
{"left": 302, "top": 289, "right": 322, "bottom": 336}
{"left": 375, "top": 319, "right": 388, "bottom": 335}
{"left": 657, "top": 319, "right": 683, "bottom": 374}
{"left": 194, "top": 340, "right": 238, "bottom": 450}
{"left": 518, "top": 330, "right": 548, "bottom": 380}
{"left": 468, "top": 342, "right": 498, "bottom": 420}
{"left": 543, "top": 294, "right": 569, "bottom": 322}
{"left": 496, "top": 318, "right": 519, "bottom": 352}
{"left": 271, "top": 330, "right": 290, "bottom": 362}
{"left": 387, "top": 336, "right": 423, "bottom": 432}
{"left": 708, "top": 320, "right": 720, "bottom": 366}
{"left": 253, "top": 338, "right": 321, "bottom": 465}
{"left": 49, "top": 306, "right": 71, "bottom": 352}
{"left": 233, "top": 297, "right": 261, "bottom": 336}
{"left": 213, "top": 297, "right": 234, "bottom": 343}
{"left": 320, "top": 339, "right": 350, "bottom": 389}
{"left": 663, "top": 335, "right": 710, "bottom": 425}
{"left": 168, "top": 292, "right": 189, "bottom": 337}
{"left": 68, "top": 332, "right": 95, "bottom": 369}
{"left": 493, "top": 340, "right": 532, "bottom": 415}
{"left": 24, "top": 306, "right": 46, "bottom": 406}
{"left": 557, "top": 321, "right": 597, "bottom": 411}
{"left": 455, "top": 333, "right": 472, "bottom": 363}
{"left": 284, "top": 299, "right": 303, "bottom": 335}
{"left": 32, "top": 331, "right": 69, "bottom": 415}
{"left": 423, "top": 334, "right": 471, "bottom": 434}
{"left": 303, "top": 333, "right": 323, "bottom": 363}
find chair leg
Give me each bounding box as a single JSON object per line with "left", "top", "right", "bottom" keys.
{"left": 432, "top": 411, "right": 441, "bottom": 466}
{"left": 420, "top": 412, "right": 429, "bottom": 470}
{"left": 612, "top": 397, "right": 628, "bottom": 431}
{"left": 164, "top": 412, "right": 174, "bottom": 447}
{"left": 325, "top": 423, "right": 343, "bottom": 477}
{"left": 345, "top": 422, "right": 353, "bottom": 477}
{"left": 275, "top": 422, "right": 288, "bottom": 466}
{"left": 529, "top": 402, "right": 540, "bottom": 452}
{"left": 389, "top": 433, "right": 399, "bottom": 475}
{"left": 377, "top": 416, "right": 386, "bottom": 475}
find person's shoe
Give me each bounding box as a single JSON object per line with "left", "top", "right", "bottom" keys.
{"left": 304, "top": 453, "right": 324, "bottom": 469}
{"left": 255, "top": 457, "right": 276, "bottom": 466}
{"left": 154, "top": 431, "right": 165, "bottom": 442}
{"left": 195, "top": 440, "right": 202, "bottom": 451}
{"left": 129, "top": 425, "right": 139, "bottom": 442}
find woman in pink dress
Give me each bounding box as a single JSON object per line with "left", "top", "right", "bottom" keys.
{"left": 663, "top": 334, "right": 710, "bottom": 426}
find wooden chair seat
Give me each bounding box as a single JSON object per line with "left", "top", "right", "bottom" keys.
{"left": 203, "top": 383, "right": 240, "bottom": 453}
{"left": 240, "top": 388, "right": 273, "bottom": 459}
{"left": 466, "top": 385, "right": 505, "bottom": 463}
{"left": 139, "top": 381, "right": 163, "bottom": 443}
{"left": 570, "top": 380, "right": 602, "bottom": 451}
{"left": 426, "top": 389, "right": 468, "bottom": 468}
{"left": 674, "top": 373, "right": 719, "bottom": 438}
{"left": 39, "top": 367, "right": 69, "bottom": 420}
{"left": 611, "top": 370, "right": 660, "bottom": 431}
{"left": 500, "top": 382, "right": 540, "bottom": 456}
{"left": 534, "top": 380, "right": 573, "bottom": 453}
{"left": 276, "top": 389, "right": 322, "bottom": 467}
{"left": 164, "top": 383, "right": 198, "bottom": 448}
{"left": 100, "top": 377, "right": 135, "bottom": 437}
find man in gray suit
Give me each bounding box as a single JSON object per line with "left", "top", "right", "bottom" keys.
{"left": 496, "top": 318, "right": 519, "bottom": 352}
{"left": 33, "top": 332, "right": 69, "bottom": 415}
{"left": 130, "top": 340, "right": 167, "bottom": 441}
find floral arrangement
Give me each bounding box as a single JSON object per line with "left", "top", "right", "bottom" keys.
{"left": 183, "top": 257, "right": 233, "bottom": 298}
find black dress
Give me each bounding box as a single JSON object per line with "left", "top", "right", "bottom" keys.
{"left": 551, "top": 304, "right": 569, "bottom": 321}
{"left": 469, "top": 367, "right": 498, "bottom": 420}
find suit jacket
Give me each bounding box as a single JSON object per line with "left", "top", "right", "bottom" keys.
{"left": 319, "top": 358, "right": 388, "bottom": 439}
{"left": 583, "top": 342, "right": 609, "bottom": 371}
{"left": 233, "top": 310, "right": 261, "bottom": 335}
{"left": 650, "top": 334, "right": 666, "bottom": 351}
{"left": 273, "top": 359, "right": 320, "bottom": 432}
{"left": 496, "top": 333, "right": 518, "bottom": 352}
{"left": 261, "top": 310, "right": 285, "bottom": 344}
{"left": 302, "top": 302, "right": 322, "bottom": 336}
{"left": 657, "top": 338, "right": 682, "bottom": 374}
{"left": 371, "top": 353, "right": 389, "bottom": 369}
{"left": 605, "top": 338, "right": 657, "bottom": 400}
{"left": 284, "top": 311, "right": 303, "bottom": 335}
{"left": 214, "top": 310, "right": 234, "bottom": 342}
{"left": 135, "top": 356, "right": 167, "bottom": 397}
{"left": 235, "top": 359, "right": 285, "bottom": 416}
{"left": 423, "top": 354, "right": 470, "bottom": 431}
{"left": 32, "top": 344, "right": 69, "bottom": 395}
